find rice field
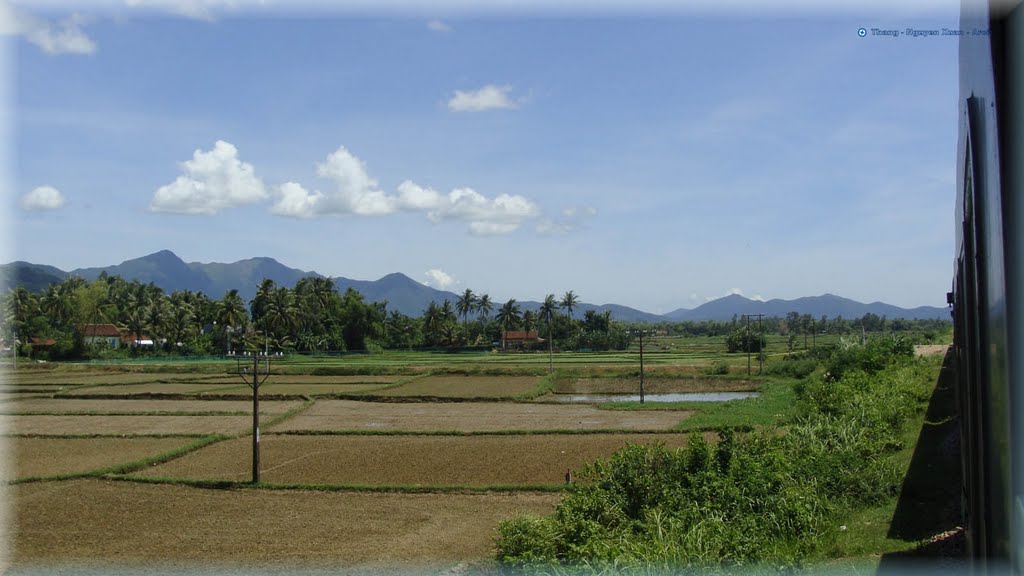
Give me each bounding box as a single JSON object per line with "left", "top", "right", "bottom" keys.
{"left": 375, "top": 375, "right": 542, "bottom": 398}
{"left": 134, "top": 433, "right": 696, "bottom": 486}
{"left": 2, "top": 345, "right": 794, "bottom": 571}
{"left": 6, "top": 437, "right": 193, "bottom": 480}
{"left": 1, "top": 414, "right": 254, "bottom": 435}
{"left": 272, "top": 399, "right": 691, "bottom": 432}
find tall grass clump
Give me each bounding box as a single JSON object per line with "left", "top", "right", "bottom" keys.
{"left": 496, "top": 337, "right": 933, "bottom": 572}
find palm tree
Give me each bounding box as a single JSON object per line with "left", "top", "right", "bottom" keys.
{"left": 539, "top": 294, "right": 558, "bottom": 372}
{"left": 263, "top": 287, "right": 298, "bottom": 349}
{"left": 476, "top": 293, "right": 493, "bottom": 322}
{"left": 495, "top": 299, "right": 521, "bottom": 350}
{"left": 440, "top": 299, "right": 457, "bottom": 324}
{"left": 455, "top": 289, "right": 477, "bottom": 337}
{"left": 123, "top": 285, "right": 152, "bottom": 348}
{"left": 522, "top": 310, "right": 536, "bottom": 335}
{"left": 7, "top": 288, "right": 37, "bottom": 349}
{"left": 560, "top": 290, "right": 579, "bottom": 321}
{"left": 40, "top": 284, "right": 73, "bottom": 328}
{"left": 422, "top": 301, "right": 443, "bottom": 347}
{"left": 218, "top": 289, "right": 248, "bottom": 353}
{"left": 250, "top": 278, "right": 277, "bottom": 329}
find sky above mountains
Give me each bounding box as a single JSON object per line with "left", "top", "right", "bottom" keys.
{"left": 5, "top": 1, "right": 959, "bottom": 313}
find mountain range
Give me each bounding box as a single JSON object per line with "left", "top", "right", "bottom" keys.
{"left": 0, "top": 250, "right": 949, "bottom": 322}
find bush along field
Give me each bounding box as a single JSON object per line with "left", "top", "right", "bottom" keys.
{"left": 495, "top": 337, "right": 935, "bottom": 573}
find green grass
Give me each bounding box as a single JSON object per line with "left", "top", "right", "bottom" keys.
{"left": 823, "top": 357, "right": 959, "bottom": 561}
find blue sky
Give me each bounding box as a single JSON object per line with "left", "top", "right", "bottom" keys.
{"left": 4, "top": 1, "right": 960, "bottom": 314}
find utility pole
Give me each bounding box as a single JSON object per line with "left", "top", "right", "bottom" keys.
{"left": 741, "top": 314, "right": 765, "bottom": 375}
{"left": 630, "top": 328, "right": 647, "bottom": 403}
{"left": 638, "top": 329, "right": 646, "bottom": 404}
{"left": 233, "top": 349, "right": 273, "bottom": 483}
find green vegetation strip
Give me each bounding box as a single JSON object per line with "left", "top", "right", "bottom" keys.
{"left": 514, "top": 372, "right": 557, "bottom": 401}
{"left": 495, "top": 337, "right": 937, "bottom": 570}
{"left": 7, "top": 434, "right": 229, "bottom": 485}
{"left": 108, "top": 474, "right": 568, "bottom": 494}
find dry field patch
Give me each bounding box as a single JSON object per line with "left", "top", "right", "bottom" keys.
{"left": 251, "top": 383, "right": 390, "bottom": 396}
{"left": 265, "top": 375, "right": 400, "bottom": 384}
{"left": 554, "top": 377, "right": 762, "bottom": 394}
{"left": 273, "top": 400, "right": 691, "bottom": 433}
{"left": 0, "top": 386, "right": 64, "bottom": 394}
{"left": 4, "top": 372, "right": 228, "bottom": 386}
{"left": 5, "top": 437, "right": 191, "bottom": 480}
{"left": 2, "top": 414, "right": 253, "bottom": 435}
{"left": 9, "top": 478, "right": 558, "bottom": 569}
{"left": 67, "top": 382, "right": 244, "bottom": 396}
{"left": 378, "top": 375, "right": 540, "bottom": 398}
{"left": 137, "top": 433, "right": 695, "bottom": 486}
{"left": 2, "top": 398, "right": 302, "bottom": 415}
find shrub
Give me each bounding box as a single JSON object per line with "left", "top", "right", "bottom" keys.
{"left": 702, "top": 360, "right": 730, "bottom": 375}
{"left": 496, "top": 354, "right": 934, "bottom": 570}
{"left": 765, "top": 357, "right": 817, "bottom": 379}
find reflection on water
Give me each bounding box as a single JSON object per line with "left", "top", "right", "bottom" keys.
{"left": 551, "top": 392, "right": 760, "bottom": 403}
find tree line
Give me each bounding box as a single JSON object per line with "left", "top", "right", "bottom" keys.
{"left": 0, "top": 274, "right": 949, "bottom": 360}
{"left": 0, "top": 275, "right": 631, "bottom": 359}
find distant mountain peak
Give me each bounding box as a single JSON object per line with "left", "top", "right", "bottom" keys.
{"left": 141, "top": 249, "right": 183, "bottom": 261}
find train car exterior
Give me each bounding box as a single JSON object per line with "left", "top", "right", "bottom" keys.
{"left": 953, "top": 0, "right": 1023, "bottom": 572}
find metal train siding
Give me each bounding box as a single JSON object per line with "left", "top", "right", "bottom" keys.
{"left": 953, "top": 0, "right": 1023, "bottom": 571}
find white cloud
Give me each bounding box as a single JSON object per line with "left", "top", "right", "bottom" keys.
{"left": 423, "top": 269, "right": 457, "bottom": 290}
{"left": 123, "top": 0, "right": 237, "bottom": 21}
{"left": 398, "top": 182, "right": 538, "bottom": 236}
{"left": 21, "top": 186, "right": 66, "bottom": 211}
{"left": 752, "top": 294, "right": 766, "bottom": 302}
{"left": 271, "top": 146, "right": 395, "bottom": 217}
{"left": 0, "top": 6, "right": 96, "bottom": 55}
{"left": 537, "top": 205, "right": 598, "bottom": 235}
{"left": 535, "top": 220, "right": 573, "bottom": 235}
{"left": 271, "top": 182, "right": 324, "bottom": 219}
{"left": 270, "top": 148, "right": 539, "bottom": 235}
{"left": 448, "top": 84, "right": 518, "bottom": 112}
{"left": 426, "top": 19, "right": 450, "bottom": 32}
{"left": 150, "top": 140, "right": 268, "bottom": 214}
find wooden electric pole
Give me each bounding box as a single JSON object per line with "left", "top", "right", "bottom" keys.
{"left": 233, "top": 350, "right": 272, "bottom": 483}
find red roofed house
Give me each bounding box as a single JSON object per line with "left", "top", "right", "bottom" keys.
{"left": 80, "top": 323, "right": 123, "bottom": 349}
{"left": 29, "top": 338, "right": 56, "bottom": 352}
{"left": 502, "top": 330, "right": 541, "bottom": 350}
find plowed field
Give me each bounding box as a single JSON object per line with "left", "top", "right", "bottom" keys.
{"left": 10, "top": 479, "right": 559, "bottom": 569}
{"left": 137, "top": 433, "right": 696, "bottom": 485}
{"left": 378, "top": 375, "right": 540, "bottom": 398}
{"left": 272, "top": 400, "right": 691, "bottom": 432}
{"left": 3, "top": 398, "right": 301, "bottom": 415}
{"left": 7, "top": 437, "right": 192, "bottom": 479}
{"left": 3, "top": 414, "right": 253, "bottom": 435}
{"left": 67, "top": 382, "right": 243, "bottom": 396}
